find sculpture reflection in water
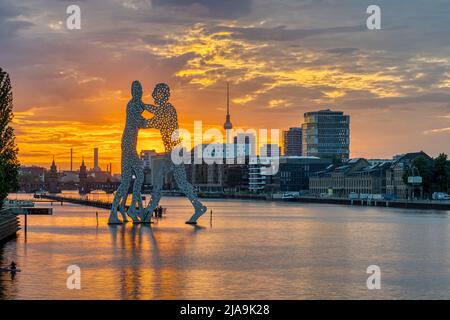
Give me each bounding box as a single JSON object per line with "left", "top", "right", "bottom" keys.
{"left": 108, "top": 81, "right": 207, "bottom": 225}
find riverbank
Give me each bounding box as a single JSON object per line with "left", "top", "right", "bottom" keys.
{"left": 0, "top": 209, "right": 20, "bottom": 243}
{"left": 292, "top": 196, "right": 450, "bottom": 210}
{"left": 37, "top": 192, "right": 450, "bottom": 211}
{"left": 197, "top": 192, "right": 450, "bottom": 211}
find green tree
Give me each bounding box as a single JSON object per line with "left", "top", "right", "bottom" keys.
{"left": 0, "top": 68, "right": 20, "bottom": 209}
{"left": 322, "top": 154, "right": 343, "bottom": 165}
{"left": 433, "top": 153, "right": 449, "bottom": 193}
{"left": 402, "top": 156, "right": 433, "bottom": 198}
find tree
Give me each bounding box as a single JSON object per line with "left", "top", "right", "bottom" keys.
{"left": 323, "top": 154, "right": 343, "bottom": 165}
{"left": 0, "top": 68, "right": 19, "bottom": 209}
{"left": 403, "top": 156, "right": 433, "bottom": 198}
{"left": 414, "top": 156, "right": 433, "bottom": 196}
{"left": 433, "top": 153, "right": 449, "bottom": 193}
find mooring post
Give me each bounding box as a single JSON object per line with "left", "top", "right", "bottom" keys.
{"left": 24, "top": 209, "right": 28, "bottom": 234}
{"left": 96, "top": 211, "right": 99, "bottom": 226}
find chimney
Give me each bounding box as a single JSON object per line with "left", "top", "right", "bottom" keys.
{"left": 94, "top": 148, "right": 99, "bottom": 171}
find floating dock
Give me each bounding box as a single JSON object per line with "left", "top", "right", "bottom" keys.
{"left": 9, "top": 207, "right": 53, "bottom": 215}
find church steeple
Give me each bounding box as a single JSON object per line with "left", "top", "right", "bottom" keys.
{"left": 47, "top": 156, "right": 59, "bottom": 193}
{"left": 223, "top": 82, "right": 232, "bottom": 130}
{"left": 79, "top": 156, "right": 88, "bottom": 194}
{"left": 50, "top": 156, "right": 57, "bottom": 172}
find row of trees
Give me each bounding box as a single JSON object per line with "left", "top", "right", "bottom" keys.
{"left": 0, "top": 68, "right": 19, "bottom": 209}
{"left": 405, "top": 153, "right": 450, "bottom": 197}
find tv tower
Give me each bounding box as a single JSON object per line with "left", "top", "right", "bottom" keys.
{"left": 223, "top": 82, "right": 233, "bottom": 147}
{"left": 223, "top": 82, "right": 233, "bottom": 131}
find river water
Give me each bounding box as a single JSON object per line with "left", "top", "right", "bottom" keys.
{"left": 1, "top": 194, "right": 449, "bottom": 299}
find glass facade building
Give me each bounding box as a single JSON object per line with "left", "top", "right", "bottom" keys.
{"left": 302, "top": 109, "right": 350, "bottom": 159}
{"left": 283, "top": 127, "right": 302, "bottom": 156}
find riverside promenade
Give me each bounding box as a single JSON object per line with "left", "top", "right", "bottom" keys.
{"left": 200, "top": 192, "right": 450, "bottom": 211}
{"left": 294, "top": 196, "right": 450, "bottom": 211}
{"left": 37, "top": 192, "right": 450, "bottom": 211}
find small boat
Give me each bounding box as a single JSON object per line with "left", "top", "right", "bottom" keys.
{"left": 0, "top": 268, "right": 21, "bottom": 273}
{"left": 281, "top": 193, "right": 298, "bottom": 201}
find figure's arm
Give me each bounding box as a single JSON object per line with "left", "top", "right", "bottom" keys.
{"left": 142, "top": 103, "right": 157, "bottom": 114}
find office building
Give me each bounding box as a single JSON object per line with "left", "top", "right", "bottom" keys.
{"left": 140, "top": 150, "right": 157, "bottom": 185}
{"left": 309, "top": 158, "right": 392, "bottom": 197}
{"left": 260, "top": 144, "right": 280, "bottom": 158}
{"left": 302, "top": 109, "right": 350, "bottom": 159}
{"left": 283, "top": 127, "right": 302, "bottom": 156}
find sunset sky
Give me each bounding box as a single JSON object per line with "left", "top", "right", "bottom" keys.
{"left": 1, "top": 0, "right": 450, "bottom": 173}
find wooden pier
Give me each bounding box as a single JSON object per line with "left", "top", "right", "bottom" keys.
{"left": 0, "top": 209, "right": 20, "bottom": 243}
{"left": 36, "top": 194, "right": 116, "bottom": 210}
{"left": 293, "top": 197, "right": 450, "bottom": 210}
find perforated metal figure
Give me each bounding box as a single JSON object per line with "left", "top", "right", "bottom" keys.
{"left": 108, "top": 80, "right": 149, "bottom": 224}
{"left": 141, "top": 83, "right": 207, "bottom": 224}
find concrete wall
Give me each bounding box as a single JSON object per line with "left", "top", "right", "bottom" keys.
{"left": 0, "top": 209, "right": 20, "bottom": 243}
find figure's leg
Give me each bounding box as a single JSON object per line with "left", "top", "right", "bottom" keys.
{"left": 141, "top": 160, "right": 164, "bottom": 223}
{"left": 128, "top": 160, "right": 144, "bottom": 223}
{"left": 119, "top": 185, "right": 130, "bottom": 222}
{"left": 108, "top": 166, "right": 131, "bottom": 224}
{"left": 109, "top": 188, "right": 124, "bottom": 224}
{"left": 172, "top": 163, "right": 207, "bottom": 224}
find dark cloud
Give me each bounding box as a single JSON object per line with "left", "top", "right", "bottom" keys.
{"left": 342, "top": 92, "right": 450, "bottom": 110}
{"left": 325, "top": 48, "right": 359, "bottom": 55}
{"left": 0, "top": 1, "right": 33, "bottom": 38}
{"left": 213, "top": 25, "right": 365, "bottom": 42}
{"left": 152, "top": 0, "right": 252, "bottom": 19}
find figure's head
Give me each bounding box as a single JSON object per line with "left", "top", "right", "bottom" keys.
{"left": 131, "top": 80, "right": 142, "bottom": 99}
{"left": 152, "top": 83, "right": 170, "bottom": 104}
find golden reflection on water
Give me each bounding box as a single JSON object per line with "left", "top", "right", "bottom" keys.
{"left": 0, "top": 194, "right": 449, "bottom": 299}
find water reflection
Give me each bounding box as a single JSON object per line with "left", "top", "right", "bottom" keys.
{"left": 0, "top": 240, "right": 18, "bottom": 299}
{"left": 1, "top": 194, "right": 449, "bottom": 299}
{"left": 107, "top": 222, "right": 206, "bottom": 299}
